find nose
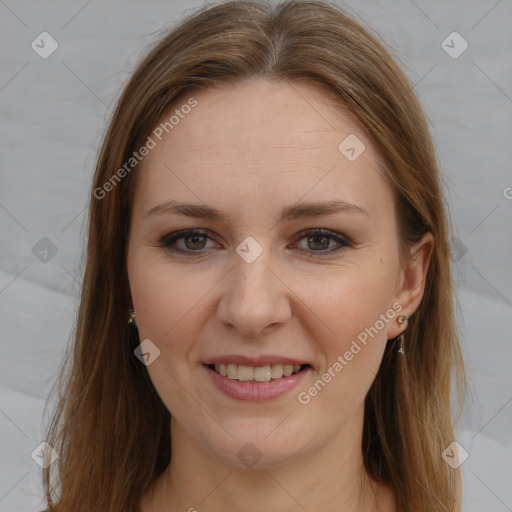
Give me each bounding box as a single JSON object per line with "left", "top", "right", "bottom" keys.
{"left": 215, "top": 244, "right": 291, "bottom": 337}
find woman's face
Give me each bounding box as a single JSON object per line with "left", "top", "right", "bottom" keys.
{"left": 127, "top": 78, "right": 416, "bottom": 468}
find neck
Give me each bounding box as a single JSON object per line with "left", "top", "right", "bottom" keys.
{"left": 141, "top": 404, "right": 395, "bottom": 512}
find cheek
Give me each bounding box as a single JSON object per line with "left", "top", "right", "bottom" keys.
{"left": 299, "top": 281, "right": 391, "bottom": 416}
{"left": 128, "top": 247, "right": 206, "bottom": 331}
{"left": 128, "top": 256, "right": 211, "bottom": 414}
{"left": 297, "top": 255, "right": 396, "bottom": 403}
{"left": 306, "top": 265, "right": 393, "bottom": 346}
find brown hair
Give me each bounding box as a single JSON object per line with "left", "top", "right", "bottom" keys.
{"left": 42, "top": 1, "right": 467, "bottom": 511}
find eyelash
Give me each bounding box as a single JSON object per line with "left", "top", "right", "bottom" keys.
{"left": 155, "top": 228, "right": 352, "bottom": 258}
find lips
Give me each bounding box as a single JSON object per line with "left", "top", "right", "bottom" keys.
{"left": 203, "top": 363, "right": 312, "bottom": 401}
{"left": 201, "top": 354, "right": 313, "bottom": 400}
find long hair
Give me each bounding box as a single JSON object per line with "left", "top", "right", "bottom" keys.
{"left": 42, "top": 1, "right": 467, "bottom": 510}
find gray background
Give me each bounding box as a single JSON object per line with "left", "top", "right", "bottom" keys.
{"left": 1, "top": 1, "right": 511, "bottom": 510}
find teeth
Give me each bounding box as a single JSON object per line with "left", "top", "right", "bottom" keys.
{"left": 271, "top": 364, "right": 283, "bottom": 379}
{"left": 238, "top": 365, "right": 254, "bottom": 382}
{"left": 227, "top": 364, "right": 238, "bottom": 379}
{"left": 213, "top": 363, "right": 303, "bottom": 381}
{"left": 253, "top": 366, "right": 272, "bottom": 382}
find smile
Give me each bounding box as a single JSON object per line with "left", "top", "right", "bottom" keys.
{"left": 208, "top": 363, "right": 308, "bottom": 382}
{"left": 202, "top": 363, "right": 312, "bottom": 401}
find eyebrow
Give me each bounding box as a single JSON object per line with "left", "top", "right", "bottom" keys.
{"left": 144, "top": 199, "right": 368, "bottom": 223}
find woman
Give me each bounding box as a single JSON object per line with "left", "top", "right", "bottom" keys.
{"left": 41, "top": 1, "right": 467, "bottom": 511}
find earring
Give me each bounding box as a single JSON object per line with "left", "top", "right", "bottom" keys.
{"left": 396, "top": 315, "right": 409, "bottom": 355}
{"left": 397, "top": 335, "right": 405, "bottom": 355}
{"left": 128, "top": 308, "right": 137, "bottom": 326}
{"left": 396, "top": 315, "right": 409, "bottom": 326}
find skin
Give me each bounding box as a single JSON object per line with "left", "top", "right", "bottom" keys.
{"left": 128, "top": 77, "right": 433, "bottom": 512}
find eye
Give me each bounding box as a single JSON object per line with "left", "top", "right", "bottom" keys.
{"left": 156, "top": 229, "right": 217, "bottom": 255}
{"left": 292, "top": 228, "right": 351, "bottom": 257}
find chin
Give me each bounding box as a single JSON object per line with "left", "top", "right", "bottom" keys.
{"left": 200, "top": 425, "right": 306, "bottom": 470}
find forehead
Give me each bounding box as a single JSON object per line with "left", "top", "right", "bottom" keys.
{"left": 132, "top": 78, "right": 393, "bottom": 222}
{"left": 163, "top": 78, "right": 375, "bottom": 162}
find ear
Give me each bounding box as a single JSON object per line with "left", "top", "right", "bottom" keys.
{"left": 387, "top": 232, "right": 434, "bottom": 340}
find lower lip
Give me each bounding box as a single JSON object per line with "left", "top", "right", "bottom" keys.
{"left": 203, "top": 364, "right": 311, "bottom": 401}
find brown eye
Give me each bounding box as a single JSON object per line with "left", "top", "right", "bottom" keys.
{"left": 293, "top": 228, "right": 351, "bottom": 257}
{"left": 306, "top": 234, "right": 332, "bottom": 251}
{"left": 157, "top": 229, "right": 214, "bottom": 255}
{"left": 182, "top": 234, "right": 207, "bottom": 250}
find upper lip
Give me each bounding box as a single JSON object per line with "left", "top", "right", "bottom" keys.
{"left": 203, "top": 355, "right": 310, "bottom": 367}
